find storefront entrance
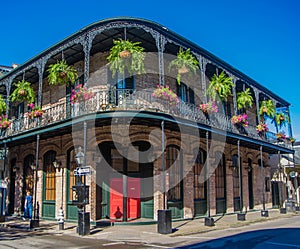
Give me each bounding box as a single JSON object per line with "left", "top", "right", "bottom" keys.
{"left": 110, "top": 178, "right": 140, "bottom": 220}
{"left": 98, "top": 141, "right": 153, "bottom": 221}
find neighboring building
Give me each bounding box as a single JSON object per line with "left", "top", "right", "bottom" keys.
{"left": 0, "top": 17, "right": 294, "bottom": 222}
{"left": 0, "top": 65, "right": 13, "bottom": 78}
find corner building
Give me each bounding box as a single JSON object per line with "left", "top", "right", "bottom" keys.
{"left": 0, "top": 17, "right": 294, "bottom": 222}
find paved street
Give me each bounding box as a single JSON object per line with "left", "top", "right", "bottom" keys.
{"left": 175, "top": 216, "right": 300, "bottom": 248}
{"left": 0, "top": 210, "right": 300, "bottom": 248}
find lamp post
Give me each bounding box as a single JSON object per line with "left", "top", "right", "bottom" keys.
{"left": 157, "top": 120, "right": 172, "bottom": 234}
{"left": 74, "top": 145, "right": 90, "bottom": 236}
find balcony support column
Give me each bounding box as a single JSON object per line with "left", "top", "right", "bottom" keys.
{"left": 232, "top": 77, "right": 237, "bottom": 114}
{"left": 155, "top": 34, "right": 167, "bottom": 86}
{"left": 83, "top": 34, "right": 92, "bottom": 84}
{"left": 37, "top": 60, "right": 46, "bottom": 107}
{"left": 5, "top": 78, "right": 12, "bottom": 116}
{"left": 254, "top": 88, "right": 261, "bottom": 123}
{"left": 199, "top": 57, "right": 208, "bottom": 103}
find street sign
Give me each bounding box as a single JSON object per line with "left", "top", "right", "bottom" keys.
{"left": 74, "top": 166, "right": 92, "bottom": 176}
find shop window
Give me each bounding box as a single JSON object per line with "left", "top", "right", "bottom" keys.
{"left": 43, "top": 151, "right": 56, "bottom": 201}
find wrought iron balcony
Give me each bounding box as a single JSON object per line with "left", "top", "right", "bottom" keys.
{"left": 0, "top": 88, "right": 293, "bottom": 150}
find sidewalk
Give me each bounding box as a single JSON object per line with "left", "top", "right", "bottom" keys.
{"left": 1, "top": 209, "right": 299, "bottom": 246}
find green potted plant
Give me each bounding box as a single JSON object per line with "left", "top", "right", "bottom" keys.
{"left": 237, "top": 88, "right": 253, "bottom": 110}
{"left": 273, "top": 112, "right": 289, "bottom": 128}
{"left": 207, "top": 71, "right": 234, "bottom": 102}
{"left": 47, "top": 60, "right": 78, "bottom": 86}
{"left": 168, "top": 48, "right": 199, "bottom": 84}
{"left": 259, "top": 100, "right": 275, "bottom": 120}
{"left": 0, "top": 95, "right": 7, "bottom": 114}
{"left": 289, "top": 137, "right": 296, "bottom": 144}
{"left": 10, "top": 80, "right": 35, "bottom": 103}
{"left": 107, "top": 39, "right": 145, "bottom": 77}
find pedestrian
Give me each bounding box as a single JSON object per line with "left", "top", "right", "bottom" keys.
{"left": 23, "top": 191, "right": 33, "bottom": 220}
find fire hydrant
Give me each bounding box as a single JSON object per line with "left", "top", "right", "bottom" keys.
{"left": 57, "top": 207, "right": 64, "bottom": 230}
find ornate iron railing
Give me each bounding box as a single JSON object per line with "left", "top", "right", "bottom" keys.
{"left": 0, "top": 88, "right": 293, "bottom": 150}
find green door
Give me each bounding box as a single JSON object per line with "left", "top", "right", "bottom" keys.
{"left": 66, "top": 148, "right": 79, "bottom": 221}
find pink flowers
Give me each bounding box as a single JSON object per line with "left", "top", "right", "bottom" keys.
{"left": 256, "top": 123, "right": 268, "bottom": 133}
{"left": 152, "top": 85, "right": 179, "bottom": 106}
{"left": 27, "top": 103, "right": 44, "bottom": 118}
{"left": 276, "top": 132, "right": 286, "bottom": 140}
{"left": 0, "top": 115, "right": 11, "bottom": 129}
{"left": 70, "top": 84, "right": 95, "bottom": 104}
{"left": 231, "top": 113, "right": 248, "bottom": 127}
{"left": 199, "top": 100, "right": 218, "bottom": 113}
{"left": 27, "top": 103, "right": 35, "bottom": 109}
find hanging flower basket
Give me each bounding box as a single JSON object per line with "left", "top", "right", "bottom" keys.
{"left": 0, "top": 115, "right": 11, "bottom": 129}
{"left": 70, "top": 84, "right": 95, "bottom": 104}
{"left": 199, "top": 100, "right": 218, "bottom": 114}
{"left": 289, "top": 137, "right": 296, "bottom": 144}
{"left": 276, "top": 132, "right": 286, "bottom": 140}
{"left": 152, "top": 85, "right": 179, "bottom": 107}
{"left": 256, "top": 123, "right": 268, "bottom": 133}
{"left": 231, "top": 113, "right": 249, "bottom": 127}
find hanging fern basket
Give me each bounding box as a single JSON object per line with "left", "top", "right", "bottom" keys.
{"left": 10, "top": 80, "right": 35, "bottom": 103}
{"left": 47, "top": 60, "right": 78, "bottom": 86}
{"left": 119, "top": 50, "right": 131, "bottom": 58}
{"left": 178, "top": 66, "right": 189, "bottom": 74}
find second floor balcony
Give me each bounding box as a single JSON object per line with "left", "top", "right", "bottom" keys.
{"left": 1, "top": 87, "right": 294, "bottom": 150}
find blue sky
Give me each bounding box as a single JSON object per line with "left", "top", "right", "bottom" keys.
{"left": 1, "top": 0, "right": 299, "bottom": 139}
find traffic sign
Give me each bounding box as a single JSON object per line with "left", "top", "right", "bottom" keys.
{"left": 74, "top": 166, "right": 92, "bottom": 176}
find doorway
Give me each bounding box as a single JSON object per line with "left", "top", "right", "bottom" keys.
{"left": 110, "top": 177, "right": 140, "bottom": 220}
{"left": 248, "top": 159, "right": 254, "bottom": 209}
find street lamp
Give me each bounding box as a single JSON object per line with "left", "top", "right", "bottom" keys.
{"left": 75, "top": 147, "right": 84, "bottom": 167}
{"left": 73, "top": 145, "right": 90, "bottom": 236}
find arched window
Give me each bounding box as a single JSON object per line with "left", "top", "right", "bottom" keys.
{"left": 43, "top": 150, "right": 56, "bottom": 201}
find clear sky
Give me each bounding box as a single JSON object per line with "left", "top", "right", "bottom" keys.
{"left": 1, "top": 0, "right": 299, "bottom": 139}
